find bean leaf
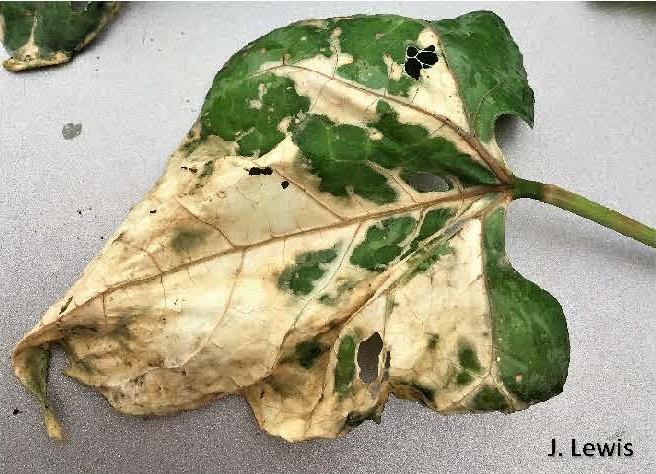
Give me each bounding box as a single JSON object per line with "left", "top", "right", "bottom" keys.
{"left": 13, "top": 11, "right": 655, "bottom": 442}
{"left": 0, "top": 1, "right": 118, "bottom": 71}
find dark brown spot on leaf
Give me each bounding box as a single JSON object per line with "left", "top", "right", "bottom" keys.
{"left": 249, "top": 166, "right": 273, "bottom": 176}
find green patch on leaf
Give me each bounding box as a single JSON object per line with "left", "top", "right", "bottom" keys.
{"left": 318, "top": 294, "right": 334, "bottom": 305}
{"left": 456, "top": 370, "right": 473, "bottom": 386}
{"left": 291, "top": 102, "right": 496, "bottom": 204}
{"left": 351, "top": 216, "right": 416, "bottom": 271}
{"left": 334, "top": 335, "right": 356, "bottom": 396}
{"left": 200, "top": 20, "right": 332, "bottom": 156}
{"left": 458, "top": 341, "right": 481, "bottom": 372}
{"left": 0, "top": 2, "right": 36, "bottom": 53}
{"left": 334, "top": 15, "right": 424, "bottom": 91}
{"left": 373, "top": 101, "right": 497, "bottom": 187}
{"left": 387, "top": 75, "right": 416, "bottom": 98}
{"left": 278, "top": 246, "right": 338, "bottom": 296}
{"left": 318, "top": 279, "right": 356, "bottom": 305}
{"left": 292, "top": 115, "right": 397, "bottom": 204}
{"left": 295, "top": 339, "right": 327, "bottom": 369}
{"left": 409, "top": 242, "right": 451, "bottom": 278}
{"left": 433, "top": 11, "right": 534, "bottom": 141}
{"left": 472, "top": 386, "right": 509, "bottom": 412}
{"left": 416, "top": 209, "right": 455, "bottom": 242}
{"left": 202, "top": 75, "right": 310, "bottom": 156}
{"left": 401, "top": 208, "right": 454, "bottom": 260}
{"left": 171, "top": 229, "right": 206, "bottom": 253}
{"left": 484, "top": 208, "right": 570, "bottom": 404}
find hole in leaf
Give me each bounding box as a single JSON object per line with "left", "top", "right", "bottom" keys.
{"left": 404, "top": 58, "right": 422, "bottom": 80}
{"left": 357, "top": 332, "right": 383, "bottom": 383}
{"left": 417, "top": 51, "right": 439, "bottom": 66}
{"left": 404, "top": 45, "right": 439, "bottom": 80}
{"left": 403, "top": 171, "right": 450, "bottom": 193}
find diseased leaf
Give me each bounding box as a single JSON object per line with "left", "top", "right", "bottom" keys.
{"left": 0, "top": 1, "right": 118, "bottom": 71}
{"left": 13, "top": 11, "right": 656, "bottom": 442}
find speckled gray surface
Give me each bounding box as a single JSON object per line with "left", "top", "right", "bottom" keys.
{"left": 1, "top": 2, "right": 654, "bottom": 473}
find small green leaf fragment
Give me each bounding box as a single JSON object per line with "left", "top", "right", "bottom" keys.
{"left": 21, "top": 346, "right": 49, "bottom": 404}
{"left": 407, "top": 242, "right": 451, "bottom": 279}
{"left": 456, "top": 371, "right": 473, "bottom": 386}
{"left": 416, "top": 209, "right": 455, "bottom": 242}
{"left": 334, "top": 335, "right": 356, "bottom": 395}
{"left": 401, "top": 208, "right": 455, "bottom": 259}
{"left": 295, "top": 339, "right": 327, "bottom": 369}
{"left": 386, "top": 75, "right": 416, "bottom": 97}
{"left": 278, "top": 247, "right": 338, "bottom": 296}
{"left": 458, "top": 341, "right": 481, "bottom": 372}
{"left": 0, "top": 2, "right": 36, "bottom": 52}
{"left": 171, "top": 229, "right": 206, "bottom": 253}
{"left": 472, "top": 386, "right": 509, "bottom": 412}
{"left": 351, "top": 217, "right": 416, "bottom": 271}
{"left": 318, "top": 280, "right": 356, "bottom": 306}
{"left": 59, "top": 296, "right": 73, "bottom": 315}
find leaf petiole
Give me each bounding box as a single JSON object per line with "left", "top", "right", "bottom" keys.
{"left": 512, "top": 177, "right": 656, "bottom": 248}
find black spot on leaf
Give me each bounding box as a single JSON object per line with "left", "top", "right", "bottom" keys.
{"left": 281, "top": 181, "right": 289, "bottom": 189}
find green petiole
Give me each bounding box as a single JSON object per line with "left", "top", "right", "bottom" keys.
{"left": 512, "top": 177, "right": 656, "bottom": 248}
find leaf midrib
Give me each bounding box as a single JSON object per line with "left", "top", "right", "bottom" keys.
{"left": 23, "top": 184, "right": 511, "bottom": 344}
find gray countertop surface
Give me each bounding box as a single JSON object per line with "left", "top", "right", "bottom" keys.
{"left": 1, "top": 2, "right": 654, "bottom": 473}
